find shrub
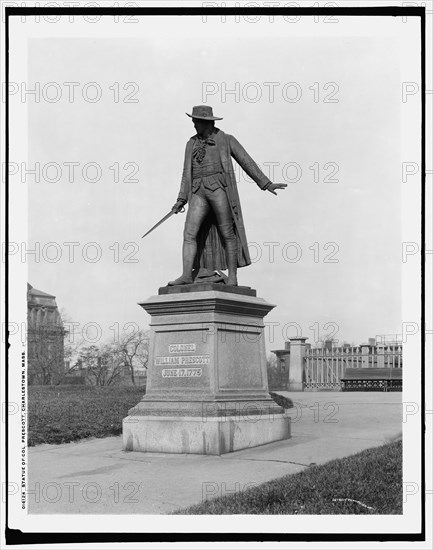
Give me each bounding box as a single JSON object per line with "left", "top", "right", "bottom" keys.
{"left": 28, "top": 385, "right": 145, "bottom": 446}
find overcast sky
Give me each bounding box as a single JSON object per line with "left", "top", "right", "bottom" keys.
{"left": 12, "top": 14, "right": 420, "bottom": 351}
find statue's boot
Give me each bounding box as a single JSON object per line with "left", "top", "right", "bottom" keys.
{"left": 168, "top": 241, "right": 195, "bottom": 286}
{"left": 167, "top": 275, "right": 193, "bottom": 286}
{"left": 222, "top": 229, "right": 238, "bottom": 286}
{"left": 227, "top": 264, "right": 238, "bottom": 286}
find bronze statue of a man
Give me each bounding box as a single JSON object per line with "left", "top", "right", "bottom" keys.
{"left": 168, "top": 105, "right": 286, "bottom": 287}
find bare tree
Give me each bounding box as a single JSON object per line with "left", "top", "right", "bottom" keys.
{"left": 57, "top": 308, "right": 86, "bottom": 381}
{"left": 78, "top": 344, "right": 123, "bottom": 387}
{"left": 115, "top": 329, "right": 149, "bottom": 386}
{"left": 315, "top": 334, "right": 339, "bottom": 349}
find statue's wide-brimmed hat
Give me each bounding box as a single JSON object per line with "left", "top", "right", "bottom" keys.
{"left": 186, "top": 105, "right": 223, "bottom": 121}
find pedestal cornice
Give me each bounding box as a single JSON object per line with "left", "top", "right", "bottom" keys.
{"left": 139, "top": 290, "right": 275, "bottom": 318}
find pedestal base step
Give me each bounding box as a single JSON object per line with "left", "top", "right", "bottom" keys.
{"left": 158, "top": 282, "right": 256, "bottom": 297}
{"left": 123, "top": 413, "right": 290, "bottom": 455}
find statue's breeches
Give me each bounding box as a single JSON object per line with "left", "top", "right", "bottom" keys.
{"left": 184, "top": 185, "right": 236, "bottom": 246}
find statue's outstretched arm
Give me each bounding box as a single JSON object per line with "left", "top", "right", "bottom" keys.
{"left": 229, "top": 135, "right": 287, "bottom": 196}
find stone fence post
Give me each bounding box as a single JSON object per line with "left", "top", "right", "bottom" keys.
{"left": 376, "top": 345, "right": 385, "bottom": 368}
{"left": 361, "top": 345, "right": 370, "bottom": 368}
{"left": 288, "top": 337, "right": 308, "bottom": 391}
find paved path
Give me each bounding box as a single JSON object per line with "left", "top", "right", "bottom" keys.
{"left": 27, "top": 392, "right": 402, "bottom": 514}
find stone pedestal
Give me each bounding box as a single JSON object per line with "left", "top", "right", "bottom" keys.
{"left": 123, "top": 284, "right": 290, "bottom": 455}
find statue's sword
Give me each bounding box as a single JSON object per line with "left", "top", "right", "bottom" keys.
{"left": 141, "top": 206, "right": 185, "bottom": 239}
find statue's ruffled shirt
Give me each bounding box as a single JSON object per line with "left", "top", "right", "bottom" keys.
{"left": 192, "top": 134, "right": 216, "bottom": 165}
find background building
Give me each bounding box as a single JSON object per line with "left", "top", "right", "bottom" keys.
{"left": 27, "top": 283, "right": 65, "bottom": 385}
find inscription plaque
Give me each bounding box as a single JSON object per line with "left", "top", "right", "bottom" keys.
{"left": 155, "top": 355, "right": 210, "bottom": 366}
{"left": 162, "top": 368, "right": 202, "bottom": 378}
{"left": 168, "top": 343, "right": 196, "bottom": 354}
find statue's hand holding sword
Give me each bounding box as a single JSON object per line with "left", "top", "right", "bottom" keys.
{"left": 141, "top": 201, "right": 186, "bottom": 239}
{"left": 171, "top": 200, "right": 186, "bottom": 214}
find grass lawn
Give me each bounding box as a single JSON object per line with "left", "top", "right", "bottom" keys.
{"left": 175, "top": 440, "right": 402, "bottom": 515}
{"left": 28, "top": 385, "right": 145, "bottom": 446}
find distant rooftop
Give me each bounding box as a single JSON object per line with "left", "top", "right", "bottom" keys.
{"left": 27, "top": 283, "right": 58, "bottom": 308}
{"left": 375, "top": 334, "right": 403, "bottom": 344}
